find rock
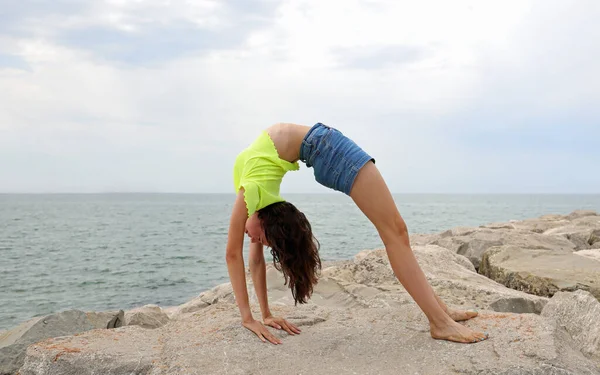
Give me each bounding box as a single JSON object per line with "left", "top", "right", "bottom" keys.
{"left": 22, "top": 325, "right": 161, "bottom": 375}
{"left": 511, "top": 218, "right": 571, "bottom": 233}
{"left": 575, "top": 249, "right": 600, "bottom": 262}
{"left": 319, "top": 245, "right": 548, "bottom": 313}
{"left": 165, "top": 298, "right": 209, "bottom": 320}
{"left": 19, "top": 303, "right": 600, "bottom": 375}
{"left": 541, "top": 290, "right": 600, "bottom": 361}
{"left": 409, "top": 233, "right": 441, "bottom": 246}
{"left": 480, "top": 222, "right": 517, "bottom": 230}
{"left": 480, "top": 245, "right": 600, "bottom": 300}
{"left": 124, "top": 305, "right": 170, "bottom": 329}
{"left": 85, "top": 310, "right": 124, "bottom": 329}
{"left": 566, "top": 210, "right": 598, "bottom": 220}
{"left": 439, "top": 226, "right": 479, "bottom": 237}
{"left": 571, "top": 215, "right": 600, "bottom": 227}
{"left": 544, "top": 225, "right": 600, "bottom": 250}
{"left": 489, "top": 297, "right": 547, "bottom": 314}
{"left": 432, "top": 229, "right": 575, "bottom": 269}
{"left": 196, "top": 282, "right": 235, "bottom": 305}
{"left": 0, "top": 310, "right": 95, "bottom": 375}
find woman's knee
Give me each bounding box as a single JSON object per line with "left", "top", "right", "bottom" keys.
{"left": 380, "top": 214, "right": 410, "bottom": 246}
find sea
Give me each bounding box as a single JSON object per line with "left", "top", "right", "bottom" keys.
{"left": 1, "top": 193, "right": 600, "bottom": 331}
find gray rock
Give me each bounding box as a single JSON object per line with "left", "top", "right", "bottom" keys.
{"left": 438, "top": 226, "right": 479, "bottom": 237}
{"left": 480, "top": 222, "right": 517, "bottom": 230}
{"left": 19, "top": 302, "right": 600, "bottom": 375}
{"left": 489, "top": 296, "right": 548, "bottom": 314}
{"left": 511, "top": 218, "right": 572, "bottom": 234}
{"left": 480, "top": 245, "right": 600, "bottom": 300}
{"left": 566, "top": 210, "right": 598, "bottom": 220}
{"left": 575, "top": 249, "right": 600, "bottom": 262}
{"left": 0, "top": 310, "right": 94, "bottom": 375}
{"left": 317, "top": 245, "right": 548, "bottom": 313}
{"left": 21, "top": 325, "right": 161, "bottom": 375}
{"left": 545, "top": 225, "right": 600, "bottom": 250}
{"left": 571, "top": 215, "right": 600, "bottom": 227}
{"left": 85, "top": 310, "right": 124, "bottom": 329}
{"left": 541, "top": 290, "right": 600, "bottom": 361}
{"left": 432, "top": 229, "right": 575, "bottom": 269}
{"left": 124, "top": 305, "right": 170, "bottom": 329}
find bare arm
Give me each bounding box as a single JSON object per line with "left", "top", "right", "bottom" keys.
{"left": 225, "top": 189, "right": 281, "bottom": 344}
{"left": 249, "top": 242, "right": 302, "bottom": 336}
{"left": 225, "top": 190, "right": 253, "bottom": 321}
{"left": 248, "top": 241, "right": 271, "bottom": 319}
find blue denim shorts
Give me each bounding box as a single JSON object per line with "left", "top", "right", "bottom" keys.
{"left": 299, "top": 123, "right": 375, "bottom": 195}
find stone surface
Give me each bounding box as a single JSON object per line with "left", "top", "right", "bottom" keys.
{"left": 19, "top": 303, "right": 600, "bottom": 375}
{"left": 545, "top": 225, "right": 600, "bottom": 250}
{"left": 85, "top": 310, "right": 124, "bottom": 329}
{"left": 125, "top": 305, "right": 170, "bottom": 329}
{"left": 566, "top": 210, "right": 599, "bottom": 220}
{"left": 542, "top": 290, "right": 600, "bottom": 361}
{"left": 575, "top": 249, "right": 600, "bottom": 262}
{"left": 431, "top": 229, "right": 575, "bottom": 269}
{"left": 317, "top": 245, "right": 548, "bottom": 313}
{"left": 480, "top": 245, "right": 600, "bottom": 299}
{"left": 0, "top": 309, "right": 125, "bottom": 375}
{"left": 0, "top": 311, "right": 94, "bottom": 375}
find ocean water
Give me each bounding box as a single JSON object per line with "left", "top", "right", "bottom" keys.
{"left": 1, "top": 193, "right": 600, "bottom": 331}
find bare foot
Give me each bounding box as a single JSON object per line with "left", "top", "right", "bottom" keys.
{"left": 430, "top": 319, "right": 489, "bottom": 344}
{"left": 432, "top": 293, "right": 478, "bottom": 322}
{"left": 447, "top": 308, "right": 478, "bottom": 322}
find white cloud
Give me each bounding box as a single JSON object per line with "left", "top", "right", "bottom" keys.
{"left": 0, "top": 0, "right": 599, "bottom": 193}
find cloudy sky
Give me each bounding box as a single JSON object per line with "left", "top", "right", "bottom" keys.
{"left": 1, "top": 0, "right": 598, "bottom": 194}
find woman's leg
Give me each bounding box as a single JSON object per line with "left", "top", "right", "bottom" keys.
{"left": 349, "top": 162, "right": 487, "bottom": 343}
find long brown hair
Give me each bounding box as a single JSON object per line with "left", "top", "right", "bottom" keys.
{"left": 258, "top": 202, "right": 321, "bottom": 304}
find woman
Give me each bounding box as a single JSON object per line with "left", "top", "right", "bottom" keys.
{"left": 225, "top": 122, "right": 488, "bottom": 344}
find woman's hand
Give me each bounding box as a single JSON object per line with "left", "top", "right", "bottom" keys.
{"left": 242, "top": 319, "right": 282, "bottom": 345}
{"left": 264, "top": 315, "right": 302, "bottom": 336}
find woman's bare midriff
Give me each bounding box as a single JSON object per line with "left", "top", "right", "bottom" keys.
{"left": 265, "top": 123, "right": 312, "bottom": 163}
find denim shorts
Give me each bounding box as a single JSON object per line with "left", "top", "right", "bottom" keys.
{"left": 299, "top": 123, "right": 375, "bottom": 195}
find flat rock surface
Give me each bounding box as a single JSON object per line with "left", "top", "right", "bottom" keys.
{"left": 20, "top": 303, "right": 600, "bottom": 375}
{"left": 431, "top": 229, "right": 576, "bottom": 270}
{"left": 480, "top": 245, "right": 600, "bottom": 299}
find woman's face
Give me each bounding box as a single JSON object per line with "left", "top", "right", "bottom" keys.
{"left": 245, "top": 213, "right": 267, "bottom": 245}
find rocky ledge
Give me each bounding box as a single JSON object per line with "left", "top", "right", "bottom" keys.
{"left": 1, "top": 210, "right": 599, "bottom": 375}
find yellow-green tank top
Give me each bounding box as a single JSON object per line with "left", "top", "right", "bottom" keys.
{"left": 233, "top": 131, "right": 299, "bottom": 217}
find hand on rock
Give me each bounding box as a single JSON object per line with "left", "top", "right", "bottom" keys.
{"left": 264, "top": 315, "right": 301, "bottom": 336}
{"left": 242, "top": 319, "right": 281, "bottom": 345}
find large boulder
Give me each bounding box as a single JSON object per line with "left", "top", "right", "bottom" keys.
{"left": 566, "top": 210, "right": 599, "bottom": 220}
{"left": 0, "top": 310, "right": 121, "bottom": 375}
{"left": 541, "top": 290, "right": 600, "bottom": 361}
{"left": 431, "top": 229, "right": 575, "bottom": 269}
{"left": 319, "top": 245, "right": 548, "bottom": 314}
{"left": 86, "top": 310, "right": 124, "bottom": 329}
{"left": 480, "top": 217, "right": 569, "bottom": 233}
{"left": 124, "top": 305, "right": 170, "bottom": 329}
{"left": 544, "top": 226, "right": 600, "bottom": 250}
{"left": 480, "top": 245, "right": 600, "bottom": 300}
{"left": 0, "top": 310, "right": 125, "bottom": 375}
{"left": 19, "top": 302, "right": 600, "bottom": 375}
